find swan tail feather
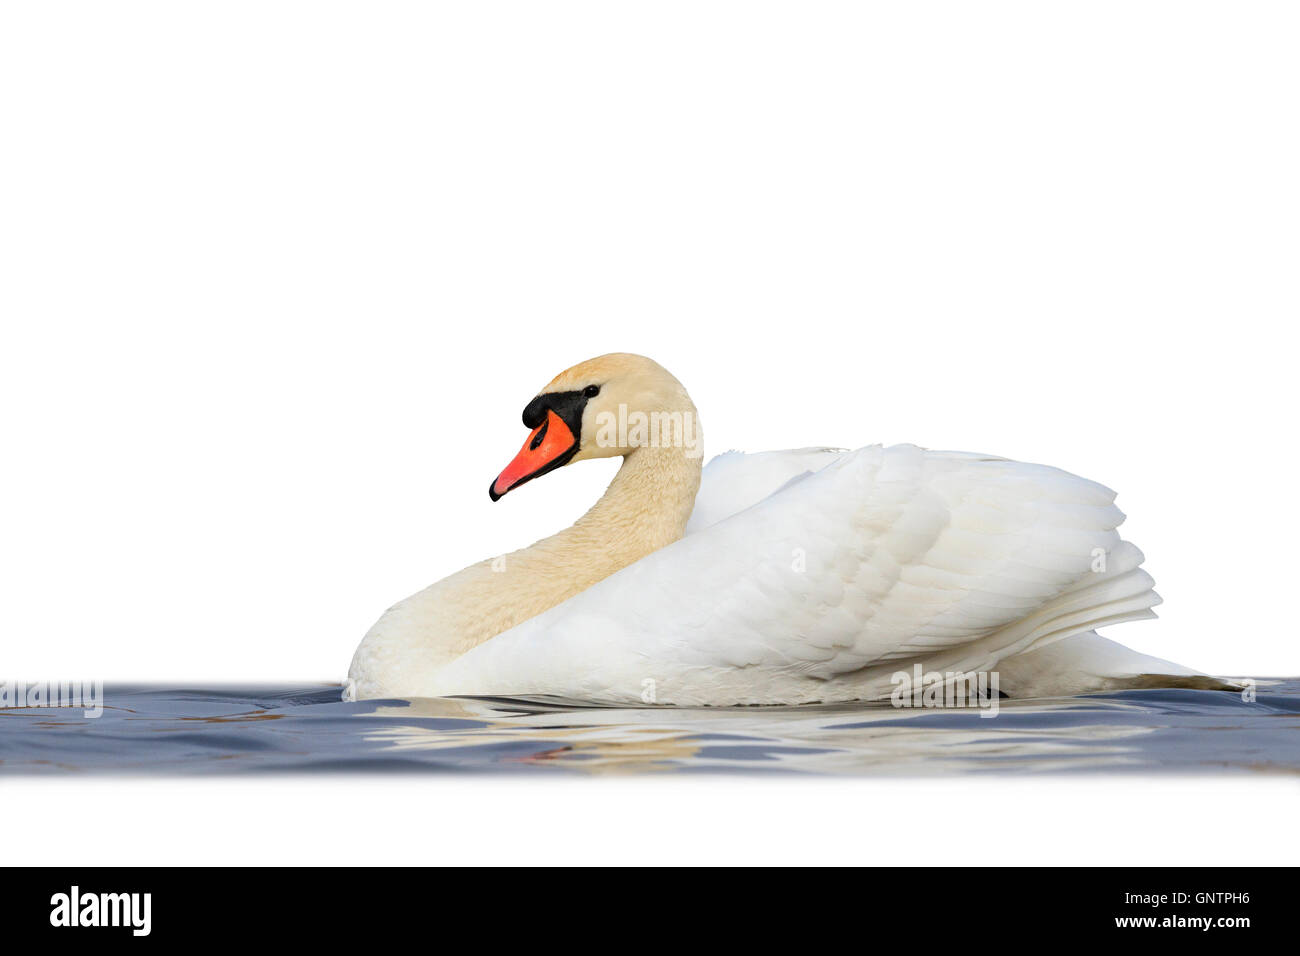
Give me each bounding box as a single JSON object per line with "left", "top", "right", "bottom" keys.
{"left": 996, "top": 631, "right": 1242, "bottom": 697}
{"left": 974, "top": 540, "right": 1164, "bottom": 662}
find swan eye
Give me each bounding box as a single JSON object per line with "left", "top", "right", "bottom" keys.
{"left": 584, "top": 384, "right": 600, "bottom": 398}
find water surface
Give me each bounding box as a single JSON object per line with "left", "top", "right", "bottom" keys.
{"left": 2, "top": 681, "right": 1297, "bottom": 775}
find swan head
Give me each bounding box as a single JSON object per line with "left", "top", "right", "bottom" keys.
{"left": 490, "top": 353, "right": 700, "bottom": 500}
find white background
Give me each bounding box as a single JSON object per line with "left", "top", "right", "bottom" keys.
{"left": 2, "top": 2, "right": 1297, "bottom": 865}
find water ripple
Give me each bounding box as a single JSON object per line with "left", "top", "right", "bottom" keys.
{"left": 1, "top": 680, "right": 1296, "bottom": 775}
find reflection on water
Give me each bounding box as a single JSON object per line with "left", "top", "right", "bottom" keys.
{"left": 1, "top": 680, "right": 1297, "bottom": 775}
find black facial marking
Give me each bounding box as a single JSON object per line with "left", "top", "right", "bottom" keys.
{"left": 521, "top": 395, "right": 549, "bottom": 430}
{"left": 521, "top": 389, "right": 590, "bottom": 442}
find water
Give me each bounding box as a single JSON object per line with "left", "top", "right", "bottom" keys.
{"left": 2, "top": 680, "right": 1298, "bottom": 775}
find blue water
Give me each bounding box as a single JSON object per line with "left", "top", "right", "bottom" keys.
{"left": 2, "top": 680, "right": 1298, "bottom": 775}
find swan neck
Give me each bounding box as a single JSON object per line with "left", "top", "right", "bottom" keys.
{"left": 577, "top": 445, "right": 701, "bottom": 548}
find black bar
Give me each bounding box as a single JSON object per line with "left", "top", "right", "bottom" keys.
{"left": 8, "top": 867, "right": 1287, "bottom": 941}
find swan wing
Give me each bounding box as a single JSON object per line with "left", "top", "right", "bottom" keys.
{"left": 687, "top": 446, "right": 1018, "bottom": 532}
{"left": 431, "top": 443, "right": 1160, "bottom": 704}
{"left": 686, "top": 447, "right": 849, "bottom": 532}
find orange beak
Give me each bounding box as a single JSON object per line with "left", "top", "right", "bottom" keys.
{"left": 490, "top": 408, "right": 579, "bottom": 500}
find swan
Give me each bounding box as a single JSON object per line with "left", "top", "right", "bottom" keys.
{"left": 348, "top": 353, "right": 1213, "bottom": 705}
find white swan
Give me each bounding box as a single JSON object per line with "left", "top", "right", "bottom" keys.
{"left": 348, "top": 353, "right": 1210, "bottom": 705}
